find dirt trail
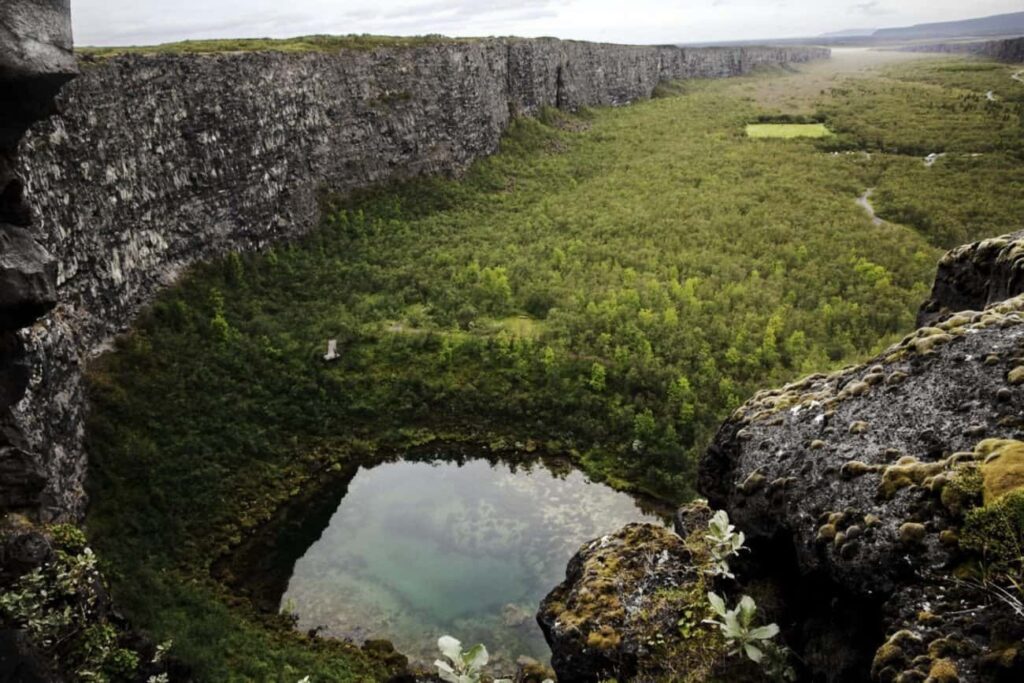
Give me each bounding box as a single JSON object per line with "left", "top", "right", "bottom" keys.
{"left": 856, "top": 188, "right": 884, "bottom": 226}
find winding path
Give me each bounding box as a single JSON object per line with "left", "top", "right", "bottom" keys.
{"left": 856, "top": 188, "right": 884, "bottom": 226}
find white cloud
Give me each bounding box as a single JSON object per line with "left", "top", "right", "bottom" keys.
{"left": 71, "top": 0, "right": 1024, "bottom": 46}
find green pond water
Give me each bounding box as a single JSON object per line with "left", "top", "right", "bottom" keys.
{"left": 280, "top": 458, "right": 667, "bottom": 669}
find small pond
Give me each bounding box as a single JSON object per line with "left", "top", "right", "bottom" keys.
{"left": 745, "top": 123, "right": 833, "bottom": 138}
{"left": 279, "top": 458, "right": 667, "bottom": 669}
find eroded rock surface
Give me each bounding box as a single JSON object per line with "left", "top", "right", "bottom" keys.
{"left": 902, "top": 37, "right": 1024, "bottom": 63}
{"left": 700, "top": 232, "right": 1024, "bottom": 681}
{"left": 919, "top": 231, "right": 1024, "bottom": 327}
{"left": 538, "top": 523, "right": 699, "bottom": 682}
{"left": 0, "top": 0, "right": 74, "bottom": 522}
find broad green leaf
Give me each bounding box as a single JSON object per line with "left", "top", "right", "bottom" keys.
{"left": 744, "top": 643, "right": 764, "bottom": 663}
{"left": 724, "top": 610, "right": 742, "bottom": 637}
{"left": 462, "top": 643, "right": 489, "bottom": 671}
{"left": 738, "top": 595, "right": 757, "bottom": 626}
{"left": 749, "top": 623, "right": 780, "bottom": 640}
{"left": 707, "top": 591, "right": 726, "bottom": 616}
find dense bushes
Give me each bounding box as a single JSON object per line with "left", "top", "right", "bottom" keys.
{"left": 83, "top": 57, "right": 1023, "bottom": 679}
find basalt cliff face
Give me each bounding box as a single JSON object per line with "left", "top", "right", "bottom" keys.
{"left": 0, "top": 1, "right": 75, "bottom": 520}
{"left": 11, "top": 39, "right": 828, "bottom": 521}
{"left": 901, "top": 37, "right": 1024, "bottom": 63}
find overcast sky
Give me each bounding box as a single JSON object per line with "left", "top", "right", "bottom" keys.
{"left": 73, "top": 0, "right": 1024, "bottom": 47}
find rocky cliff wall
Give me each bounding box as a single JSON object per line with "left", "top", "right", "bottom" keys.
{"left": 0, "top": 0, "right": 75, "bottom": 522}
{"left": 12, "top": 39, "right": 828, "bottom": 521}
{"left": 902, "top": 36, "right": 1024, "bottom": 62}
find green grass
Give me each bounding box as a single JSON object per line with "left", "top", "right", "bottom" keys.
{"left": 76, "top": 34, "right": 474, "bottom": 59}
{"left": 83, "top": 57, "right": 1024, "bottom": 681}
{"left": 745, "top": 123, "right": 833, "bottom": 138}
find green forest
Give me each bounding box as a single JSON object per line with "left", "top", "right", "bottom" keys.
{"left": 82, "top": 55, "right": 1024, "bottom": 680}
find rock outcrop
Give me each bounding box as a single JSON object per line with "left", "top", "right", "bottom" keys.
{"left": 901, "top": 37, "right": 1024, "bottom": 63}
{"left": 10, "top": 39, "right": 827, "bottom": 521}
{"left": 538, "top": 523, "right": 698, "bottom": 681}
{"left": 0, "top": 1, "right": 74, "bottom": 518}
{"left": 697, "top": 231, "right": 1024, "bottom": 681}
{"left": 918, "top": 232, "right": 1024, "bottom": 327}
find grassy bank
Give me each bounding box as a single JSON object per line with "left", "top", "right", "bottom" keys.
{"left": 76, "top": 34, "right": 474, "bottom": 59}
{"left": 84, "top": 56, "right": 1024, "bottom": 680}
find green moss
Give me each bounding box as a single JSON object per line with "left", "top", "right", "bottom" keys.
{"left": 960, "top": 489, "right": 1024, "bottom": 579}
{"left": 927, "top": 658, "right": 959, "bottom": 683}
{"left": 586, "top": 625, "right": 622, "bottom": 650}
{"left": 840, "top": 460, "right": 879, "bottom": 479}
{"left": 1009, "top": 366, "right": 1024, "bottom": 386}
{"left": 976, "top": 439, "right": 1024, "bottom": 504}
{"left": 899, "top": 522, "right": 927, "bottom": 546}
{"left": 940, "top": 465, "right": 983, "bottom": 516}
{"left": 76, "top": 34, "right": 473, "bottom": 58}
{"left": 879, "top": 458, "right": 948, "bottom": 499}
{"left": 48, "top": 523, "right": 88, "bottom": 552}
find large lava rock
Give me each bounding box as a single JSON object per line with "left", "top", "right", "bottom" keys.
{"left": 700, "top": 233, "right": 1024, "bottom": 681}
{"left": 537, "top": 516, "right": 769, "bottom": 683}
{"left": 538, "top": 523, "right": 697, "bottom": 682}
{"left": 918, "top": 231, "right": 1024, "bottom": 328}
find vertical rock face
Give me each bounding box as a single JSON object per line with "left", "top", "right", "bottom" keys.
{"left": 0, "top": 0, "right": 75, "bottom": 518}
{"left": 918, "top": 231, "right": 1024, "bottom": 327}
{"left": 10, "top": 39, "right": 827, "bottom": 521}
{"left": 901, "top": 37, "right": 1024, "bottom": 62}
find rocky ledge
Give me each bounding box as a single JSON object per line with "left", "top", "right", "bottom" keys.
{"left": 543, "top": 231, "right": 1024, "bottom": 682}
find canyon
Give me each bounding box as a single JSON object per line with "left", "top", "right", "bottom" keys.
{"left": 4, "top": 2, "right": 1024, "bottom": 682}
{"left": 8, "top": 34, "right": 826, "bottom": 523}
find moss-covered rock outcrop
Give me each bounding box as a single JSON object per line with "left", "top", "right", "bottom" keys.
{"left": 538, "top": 514, "right": 768, "bottom": 683}
{"left": 697, "top": 231, "right": 1024, "bottom": 681}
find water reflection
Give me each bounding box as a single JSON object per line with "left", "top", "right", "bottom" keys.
{"left": 280, "top": 458, "right": 666, "bottom": 668}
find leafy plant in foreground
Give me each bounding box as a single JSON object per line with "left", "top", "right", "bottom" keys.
{"left": 434, "top": 636, "right": 552, "bottom": 683}
{"left": 705, "top": 509, "right": 745, "bottom": 579}
{"left": 704, "top": 592, "right": 779, "bottom": 664}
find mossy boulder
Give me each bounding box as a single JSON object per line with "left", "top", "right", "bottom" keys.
{"left": 700, "top": 259, "right": 1024, "bottom": 681}
{"left": 538, "top": 521, "right": 730, "bottom": 683}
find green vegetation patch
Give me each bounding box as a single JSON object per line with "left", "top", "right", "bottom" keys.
{"left": 745, "top": 123, "right": 833, "bottom": 138}
{"left": 76, "top": 34, "right": 473, "bottom": 59}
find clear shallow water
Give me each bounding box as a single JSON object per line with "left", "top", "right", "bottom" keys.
{"left": 280, "top": 458, "right": 666, "bottom": 669}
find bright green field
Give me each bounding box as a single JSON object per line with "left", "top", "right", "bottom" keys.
{"left": 82, "top": 55, "right": 1024, "bottom": 681}
{"left": 745, "top": 123, "right": 833, "bottom": 138}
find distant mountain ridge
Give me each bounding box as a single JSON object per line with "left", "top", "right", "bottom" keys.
{"left": 820, "top": 28, "right": 876, "bottom": 38}
{"left": 872, "top": 11, "right": 1024, "bottom": 41}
